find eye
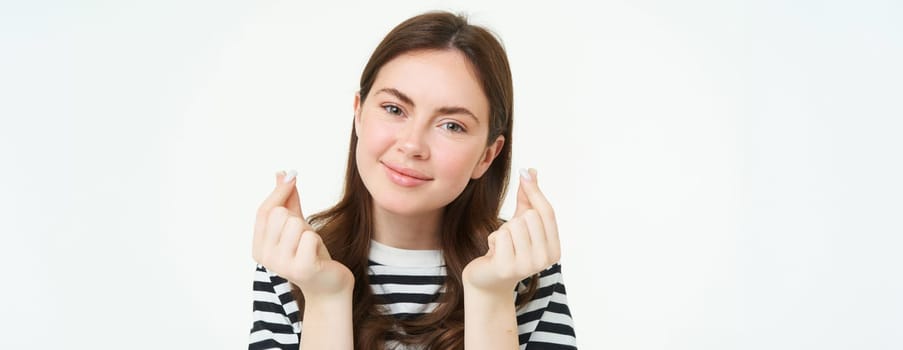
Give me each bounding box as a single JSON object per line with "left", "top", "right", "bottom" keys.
{"left": 441, "top": 122, "right": 466, "bottom": 133}
{"left": 382, "top": 104, "right": 403, "bottom": 116}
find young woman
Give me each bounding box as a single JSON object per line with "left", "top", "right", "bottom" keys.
{"left": 249, "top": 11, "right": 577, "bottom": 350}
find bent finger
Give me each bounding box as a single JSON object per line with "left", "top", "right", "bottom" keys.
{"left": 523, "top": 209, "right": 550, "bottom": 266}
{"left": 264, "top": 207, "right": 289, "bottom": 249}
{"left": 296, "top": 230, "right": 320, "bottom": 269}
{"left": 494, "top": 228, "right": 515, "bottom": 265}
{"left": 278, "top": 217, "right": 304, "bottom": 258}
{"left": 507, "top": 218, "right": 531, "bottom": 264}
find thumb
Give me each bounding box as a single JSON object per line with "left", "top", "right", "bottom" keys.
{"left": 513, "top": 168, "right": 534, "bottom": 218}
{"left": 285, "top": 185, "right": 304, "bottom": 219}
{"left": 264, "top": 170, "right": 304, "bottom": 218}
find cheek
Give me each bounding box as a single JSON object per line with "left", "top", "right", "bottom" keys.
{"left": 434, "top": 142, "right": 484, "bottom": 179}
{"left": 358, "top": 117, "right": 396, "bottom": 156}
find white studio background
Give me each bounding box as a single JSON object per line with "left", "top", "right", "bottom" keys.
{"left": 2, "top": 0, "right": 901, "bottom": 349}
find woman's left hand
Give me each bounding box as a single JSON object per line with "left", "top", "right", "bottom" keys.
{"left": 463, "top": 168, "right": 561, "bottom": 294}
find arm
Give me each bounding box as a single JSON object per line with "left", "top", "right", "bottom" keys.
{"left": 297, "top": 292, "right": 354, "bottom": 350}
{"left": 463, "top": 169, "right": 563, "bottom": 350}
{"left": 464, "top": 264, "right": 578, "bottom": 350}
{"left": 252, "top": 171, "right": 355, "bottom": 349}
{"left": 464, "top": 286, "right": 520, "bottom": 350}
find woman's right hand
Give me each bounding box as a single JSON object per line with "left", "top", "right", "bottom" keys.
{"left": 252, "top": 170, "right": 354, "bottom": 300}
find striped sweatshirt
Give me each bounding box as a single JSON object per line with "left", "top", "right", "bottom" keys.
{"left": 249, "top": 240, "right": 577, "bottom": 349}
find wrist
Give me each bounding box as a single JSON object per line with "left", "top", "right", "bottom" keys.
{"left": 463, "top": 278, "right": 517, "bottom": 298}
{"left": 302, "top": 286, "right": 353, "bottom": 306}
{"left": 302, "top": 289, "right": 353, "bottom": 323}
{"left": 463, "top": 282, "right": 515, "bottom": 304}
{"left": 293, "top": 265, "right": 356, "bottom": 302}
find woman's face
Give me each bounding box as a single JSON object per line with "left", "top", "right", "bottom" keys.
{"left": 354, "top": 49, "right": 504, "bottom": 216}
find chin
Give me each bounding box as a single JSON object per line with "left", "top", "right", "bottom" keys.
{"left": 371, "top": 193, "right": 440, "bottom": 216}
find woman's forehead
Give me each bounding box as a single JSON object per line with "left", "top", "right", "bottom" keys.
{"left": 369, "top": 49, "right": 490, "bottom": 120}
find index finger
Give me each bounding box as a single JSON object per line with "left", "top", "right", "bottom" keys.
{"left": 518, "top": 168, "right": 558, "bottom": 240}
{"left": 256, "top": 171, "right": 302, "bottom": 228}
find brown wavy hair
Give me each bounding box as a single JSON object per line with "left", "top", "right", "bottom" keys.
{"left": 289, "top": 11, "right": 538, "bottom": 349}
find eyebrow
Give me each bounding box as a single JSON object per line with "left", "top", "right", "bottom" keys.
{"left": 375, "top": 88, "right": 480, "bottom": 125}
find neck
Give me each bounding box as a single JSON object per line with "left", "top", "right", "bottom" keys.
{"left": 371, "top": 203, "right": 442, "bottom": 250}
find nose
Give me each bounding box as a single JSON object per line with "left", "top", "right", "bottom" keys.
{"left": 396, "top": 121, "right": 429, "bottom": 159}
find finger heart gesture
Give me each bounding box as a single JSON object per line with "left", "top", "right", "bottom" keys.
{"left": 252, "top": 170, "right": 354, "bottom": 299}
{"left": 463, "top": 168, "right": 561, "bottom": 294}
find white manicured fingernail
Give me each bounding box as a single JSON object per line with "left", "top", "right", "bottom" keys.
{"left": 283, "top": 169, "right": 297, "bottom": 184}
{"left": 519, "top": 168, "right": 532, "bottom": 181}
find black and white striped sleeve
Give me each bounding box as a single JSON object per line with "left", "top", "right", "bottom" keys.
{"left": 249, "top": 264, "right": 302, "bottom": 350}
{"left": 516, "top": 263, "right": 578, "bottom": 350}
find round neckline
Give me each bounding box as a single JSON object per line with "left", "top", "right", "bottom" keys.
{"left": 369, "top": 239, "right": 445, "bottom": 267}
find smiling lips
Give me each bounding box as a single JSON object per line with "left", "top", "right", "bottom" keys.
{"left": 382, "top": 161, "right": 432, "bottom": 187}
